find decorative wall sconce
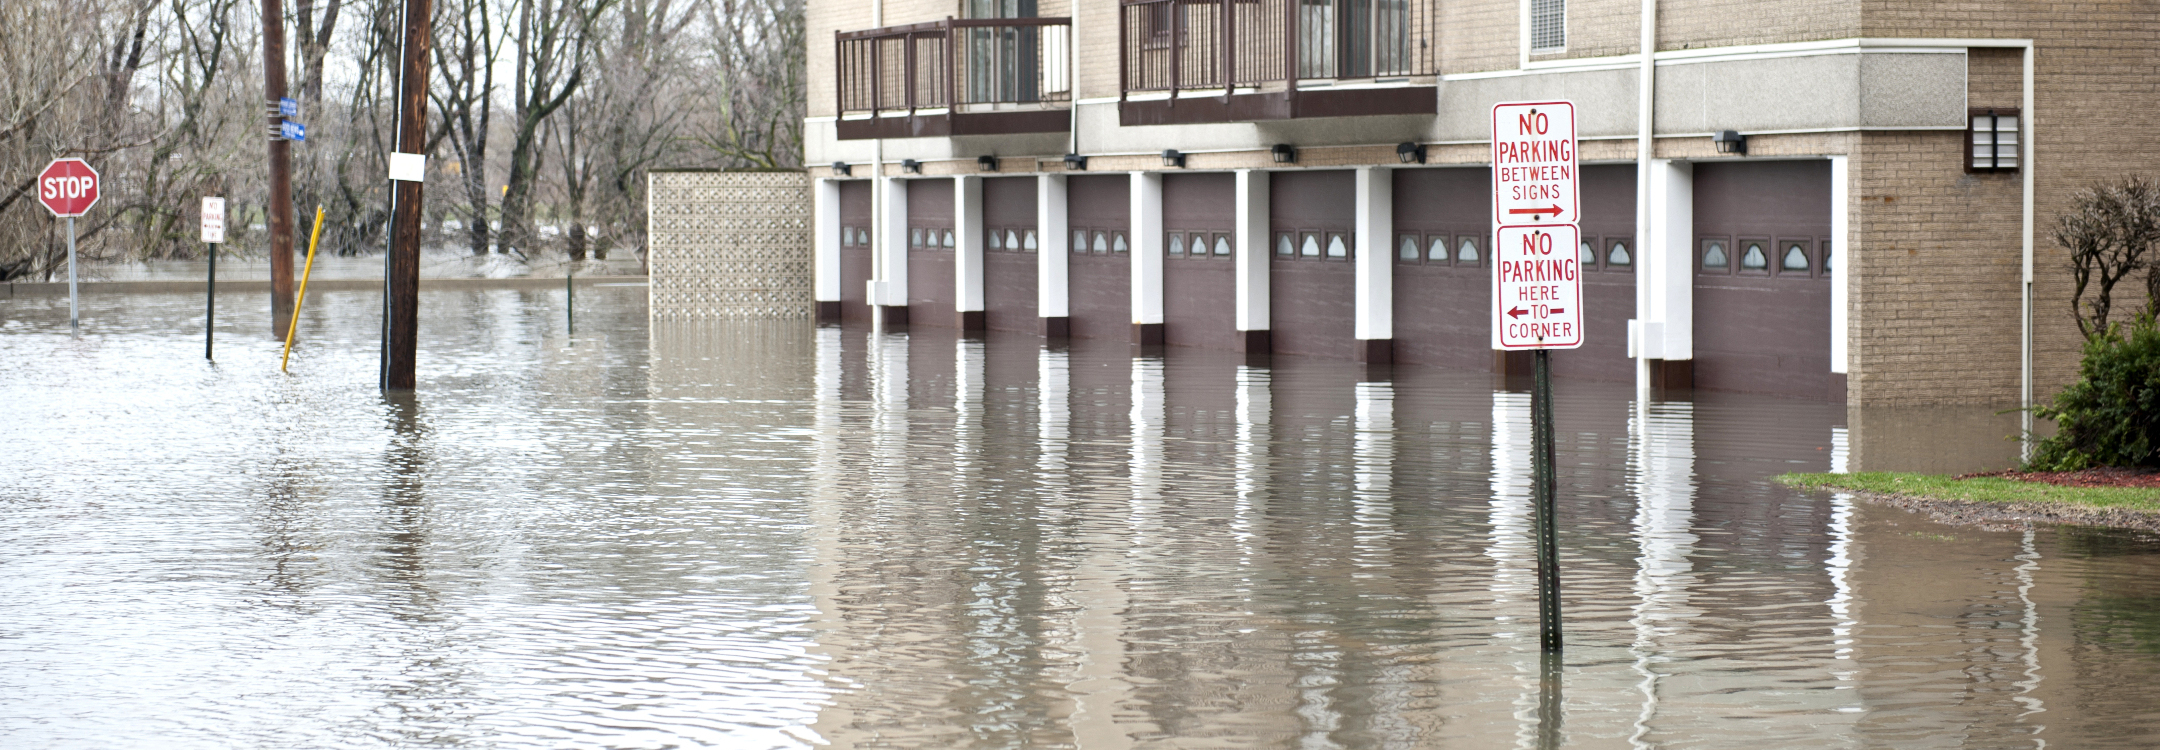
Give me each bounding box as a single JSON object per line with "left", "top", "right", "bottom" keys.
{"left": 1161, "top": 149, "right": 1186, "bottom": 168}
{"left": 1395, "top": 142, "right": 1427, "bottom": 164}
{"left": 1063, "top": 153, "right": 1088, "bottom": 171}
{"left": 1712, "top": 130, "right": 1747, "bottom": 156}
{"left": 1271, "top": 143, "right": 1297, "bottom": 164}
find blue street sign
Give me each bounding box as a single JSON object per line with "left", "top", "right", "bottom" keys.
{"left": 280, "top": 120, "right": 306, "bottom": 142}
{"left": 279, "top": 97, "right": 299, "bottom": 118}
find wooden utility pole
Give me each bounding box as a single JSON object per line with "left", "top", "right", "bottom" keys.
{"left": 263, "top": 0, "right": 295, "bottom": 338}
{"left": 380, "top": 0, "right": 433, "bottom": 391}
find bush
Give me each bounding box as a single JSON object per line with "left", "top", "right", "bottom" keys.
{"left": 2028, "top": 314, "right": 2160, "bottom": 471}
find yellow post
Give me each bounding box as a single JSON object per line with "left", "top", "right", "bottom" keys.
{"left": 281, "top": 205, "right": 327, "bottom": 373}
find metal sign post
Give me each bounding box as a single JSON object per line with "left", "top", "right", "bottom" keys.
{"left": 38, "top": 158, "right": 101, "bottom": 334}
{"left": 1491, "top": 100, "right": 1580, "bottom": 654}
{"left": 202, "top": 197, "right": 226, "bottom": 359}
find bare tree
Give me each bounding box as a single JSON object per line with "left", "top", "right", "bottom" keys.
{"left": 429, "top": 0, "right": 503, "bottom": 255}
{"left": 2058, "top": 177, "right": 2160, "bottom": 339}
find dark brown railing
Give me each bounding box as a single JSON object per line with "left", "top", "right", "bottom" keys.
{"left": 837, "top": 17, "right": 1072, "bottom": 119}
{"left": 1120, "top": 0, "right": 1433, "bottom": 99}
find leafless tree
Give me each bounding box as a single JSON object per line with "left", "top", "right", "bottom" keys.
{"left": 2057, "top": 177, "right": 2160, "bottom": 339}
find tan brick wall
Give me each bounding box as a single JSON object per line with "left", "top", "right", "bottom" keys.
{"left": 1655, "top": 0, "right": 1858, "bottom": 51}
{"left": 1440, "top": 0, "right": 1521, "bottom": 73}
{"left": 1536, "top": 0, "right": 1641, "bottom": 62}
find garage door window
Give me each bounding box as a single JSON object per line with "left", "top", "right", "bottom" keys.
{"left": 1213, "top": 234, "right": 1232, "bottom": 256}
{"left": 1399, "top": 234, "right": 1419, "bottom": 262}
{"left": 1579, "top": 239, "right": 1597, "bottom": 270}
{"left": 1606, "top": 240, "right": 1630, "bottom": 268}
{"left": 1168, "top": 233, "right": 1185, "bottom": 256}
{"left": 1326, "top": 233, "right": 1350, "bottom": 259}
{"left": 1700, "top": 238, "right": 1728, "bottom": 271}
{"left": 1428, "top": 236, "right": 1448, "bottom": 262}
{"left": 1780, "top": 241, "right": 1811, "bottom": 274}
{"left": 1457, "top": 236, "right": 1481, "bottom": 265}
{"left": 1737, "top": 239, "right": 1768, "bottom": 274}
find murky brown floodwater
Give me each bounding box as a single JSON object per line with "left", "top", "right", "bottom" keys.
{"left": 4, "top": 287, "right": 2159, "bottom": 748}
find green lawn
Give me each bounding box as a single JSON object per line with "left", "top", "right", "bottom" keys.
{"left": 1778, "top": 472, "right": 2160, "bottom": 512}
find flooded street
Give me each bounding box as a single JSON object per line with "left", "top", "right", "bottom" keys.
{"left": 5, "top": 287, "right": 2160, "bottom": 748}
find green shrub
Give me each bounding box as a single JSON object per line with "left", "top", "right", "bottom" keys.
{"left": 2029, "top": 313, "right": 2160, "bottom": 471}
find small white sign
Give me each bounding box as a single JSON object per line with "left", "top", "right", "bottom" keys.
{"left": 1490, "top": 101, "right": 1578, "bottom": 226}
{"left": 388, "top": 152, "right": 427, "bottom": 182}
{"left": 1492, "top": 224, "right": 1583, "bottom": 350}
{"left": 200, "top": 197, "right": 226, "bottom": 244}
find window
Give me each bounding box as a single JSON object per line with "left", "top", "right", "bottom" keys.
{"left": 1606, "top": 240, "right": 1630, "bottom": 268}
{"left": 1529, "top": 0, "right": 1565, "bottom": 51}
{"left": 1301, "top": 233, "right": 1321, "bottom": 257}
{"left": 1738, "top": 240, "right": 1768, "bottom": 272}
{"left": 1399, "top": 235, "right": 1419, "bottom": 261}
{"left": 857, "top": 228, "right": 871, "bottom": 246}
{"left": 1820, "top": 239, "right": 1832, "bottom": 273}
{"left": 1024, "top": 230, "right": 1038, "bottom": 251}
{"left": 1213, "top": 234, "right": 1231, "bottom": 256}
{"left": 1074, "top": 230, "right": 1088, "bottom": 254}
{"left": 1969, "top": 107, "right": 2020, "bottom": 172}
{"left": 910, "top": 228, "right": 924, "bottom": 248}
{"left": 1701, "top": 238, "right": 1728, "bottom": 270}
{"left": 942, "top": 230, "right": 955, "bottom": 248}
{"left": 842, "top": 228, "right": 855, "bottom": 247}
{"left": 1457, "top": 236, "right": 1480, "bottom": 264}
{"left": 1428, "top": 236, "right": 1448, "bottom": 263}
{"left": 1277, "top": 233, "right": 1295, "bottom": 256}
{"left": 1008, "top": 230, "right": 1021, "bottom": 251}
{"left": 989, "top": 230, "right": 1003, "bottom": 250}
{"left": 1168, "top": 233, "right": 1185, "bottom": 256}
{"left": 1578, "top": 239, "right": 1596, "bottom": 269}
{"left": 1780, "top": 241, "right": 1811, "bottom": 274}
{"left": 1326, "top": 233, "right": 1349, "bottom": 259}
{"left": 1112, "top": 232, "right": 1128, "bottom": 253}
{"left": 1093, "top": 230, "right": 1109, "bottom": 253}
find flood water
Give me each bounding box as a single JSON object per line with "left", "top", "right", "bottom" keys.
{"left": 5, "top": 287, "right": 2160, "bottom": 748}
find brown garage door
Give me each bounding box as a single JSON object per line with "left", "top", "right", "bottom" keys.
{"left": 1163, "top": 173, "right": 1238, "bottom": 351}
{"left": 907, "top": 178, "right": 956, "bottom": 327}
{"left": 1391, "top": 166, "right": 1489, "bottom": 369}
{"left": 1692, "top": 160, "right": 1835, "bottom": 400}
{"left": 1067, "top": 174, "right": 1130, "bottom": 340}
{"left": 983, "top": 176, "right": 1039, "bottom": 333}
{"left": 1557, "top": 165, "right": 1637, "bottom": 382}
{"left": 839, "top": 180, "right": 873, "bottom": 323}
{"left": 1270, "top": 170, "right": 1357, "bottom": 359}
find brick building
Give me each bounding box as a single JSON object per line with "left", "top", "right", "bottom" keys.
{"left": 802, "top": 0, "right": 2150, "bottom": 406}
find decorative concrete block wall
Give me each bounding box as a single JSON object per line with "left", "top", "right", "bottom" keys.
{"left": 646, "top": 169, "right": 812, "bottom": 320}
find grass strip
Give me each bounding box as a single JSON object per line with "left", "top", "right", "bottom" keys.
{"left": 1779, "top": 472, "right": 2160, "bottom": 512}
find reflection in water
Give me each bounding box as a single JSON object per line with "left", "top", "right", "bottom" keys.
{"left": 7, "top": 291, "right": 2160, "bottom": 748}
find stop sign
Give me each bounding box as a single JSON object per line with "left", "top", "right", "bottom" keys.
{"left": 38, "top": 158, "right": 100, "bottom": 217}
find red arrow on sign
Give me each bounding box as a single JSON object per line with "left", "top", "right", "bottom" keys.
{"left": 1507, "top": 206, "right": 1565, "bottom": 217}
{"left": 1549, "top": 308, "right": 1565, "bottom": 315}
{"left": 1506, "top": 306, "right": 1529, "bottom": 319}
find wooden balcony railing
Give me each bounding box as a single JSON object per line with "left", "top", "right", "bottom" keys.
{"left": 836, "top": 17, "right": 1072, "bottom": 140}
{"left": 1118, "top": 0, "right": 1436, "bottom": 125}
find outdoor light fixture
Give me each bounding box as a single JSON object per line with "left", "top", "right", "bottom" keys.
{"left": 1161, "top": 149, "right": 1186, "bottom": 168}
{"left": 901, "top": 159, "right": 923, "bottom": 174}
{"left": 1271, "top": 143, "right": 1297, "bottom": 164}
{"left": 831, "top": 161, "right": 852, "bottom": 176}
{"left": 1063, "top": 153, "right": 1088, "bottom": 171}
{"left": 977, "top": 155, "right": 1000, "bottom": 172}
{"left": 1712, "top": 130, "right": 1747, "bottom": 156}
{"left": 1395, "top": 142, "right": 1427, "bottom": 164}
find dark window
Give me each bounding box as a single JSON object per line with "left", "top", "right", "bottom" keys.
{"left": 1780, "top": 240, "right": 1811, "bottom": 275}
{"left": 1606, "top": 239, "right": 1630, "bottom": 268}
{"left": 1700, "top": 238, "right": 1729, "bottom": 271}
{"left": 1428, "top": 235, "right": 1448, "bottom": 263}
{"left": 1968, "top": 107, "right": 2020, "bottom": 172}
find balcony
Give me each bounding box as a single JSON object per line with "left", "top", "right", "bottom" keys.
{"left": 835, "top": 17, "right": 1072, "bottom": 140}
{"left": 1118, "top": 0, "right": 1436, "bottom": 125}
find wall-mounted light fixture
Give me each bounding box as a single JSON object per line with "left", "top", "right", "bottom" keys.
{"left": 831, "top": 161, "right": 852, "bottom": 176}
{"left": 1271, "top": 143, "right": 1297, "bottom": 164}
{"left": 1712, "top": 130, "right": 1747, "bottom": 156}
{"left": 1063, "top": 153, "right": 1088, "bottom": 171}
{"left": 977, "top": 155, "right": 1000, "bottom": 172}
{"left": 901, "top": 159, "right": 923, "bottom": 174}
{"left": 1160, "top": 149, "right": 1186, "bottom": 168}
{"left": 1395, "top": 142, "right": 1427, "bottom": 165}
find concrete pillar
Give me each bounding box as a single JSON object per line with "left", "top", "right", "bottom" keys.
{"left": 1629, "top": 159, "right": 1692, "bottom": 388}
{"left": 1829, "top": 155, "right": 1849, "bottom": 377}
{"left": 874, "top": 175, "right": 910, "bottom": 325}
{"left": 1038, "top": 174, "right": 1070, "bottom": 338}
{"left": 1130, "top": 171, "right": 1165, "bottom": 345}
{"left": 954, "top": 176, "right": 985, "bottom": 331}
{"left": 1234, "top": 169, "right": 1271, "bottom": 354}
{"left": 1353, "top": 167, "right": 1393, "bottom": 363}
{"left": 813, "top": 178, "right": 842, "bottom": 322}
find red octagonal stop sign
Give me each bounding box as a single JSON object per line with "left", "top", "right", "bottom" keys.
{"left": 38, "top": 158, "right": 100, "bottom": 217}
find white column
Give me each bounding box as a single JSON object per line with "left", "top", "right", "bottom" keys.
{"left": 1130, "top": 171, "right": 1164, "bottom": 326}
{"left": 1829, "top": 155, "right": 1849, "bottom": 374}
{"left": 955, "top": 176, "right": 984, "bottom": 315}
{"left": 875, "top": 176, "right": 910, "bottom": 306}
{"left": 1235, "top": 169, "right": 1271, "bottom": 332}
{"left": 1631, "top": 160, "right": 1692, "bottom": 361}
{"left": 814, "top": 178, "right": 841, "bottom": 303}
{"left": 1038, "top": 174, "right": 1070, "bottom": 319}
{"left": 1354, "top": 167, "right": 1392, "bottom": 342}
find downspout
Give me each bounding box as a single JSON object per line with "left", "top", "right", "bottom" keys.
{"left": 2020, "top": 42, "right": 2034, "bottom": 458}
{"left": 870, "top": 0, "right": 887, "bottom": 312}
{"left": 1634, "top": 0, "right": 1655, "bottom": 392}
